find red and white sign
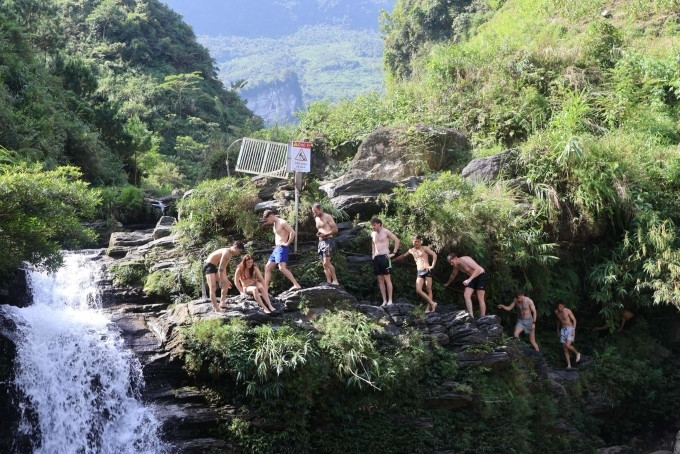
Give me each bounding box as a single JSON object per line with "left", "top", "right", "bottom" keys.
{"left": 287, "top": 141, "right": 312, "bottom": 173}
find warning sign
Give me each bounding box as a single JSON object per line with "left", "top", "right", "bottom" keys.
{"left": 287, "top": 141, "right": 312, "bottom": 173}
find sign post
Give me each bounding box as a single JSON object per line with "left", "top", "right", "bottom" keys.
{"left": 288, "top": 141, "right": 312, "bottom": 253}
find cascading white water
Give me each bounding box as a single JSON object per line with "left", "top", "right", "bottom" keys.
{"left": 7, "top": 252, "right": 167, "bottom": 454}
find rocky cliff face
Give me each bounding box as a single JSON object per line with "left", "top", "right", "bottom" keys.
{"left": 240, "top": 72, "right": 304, "bottom": 126}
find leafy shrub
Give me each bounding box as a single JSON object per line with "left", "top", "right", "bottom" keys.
{"left": 97, "top": 184, "right": 146, "bottom": 224}
{"left": 581, "top": 21, "right": 623, "bottom": 68}
{"left": 143, "top": 269, "right": 178, "bottom": 298}
{"left": 0, "top": 164, "right": 99, "bottom": 277}
{"left": 173, "top": 177, "right": 260, "bottom": 246}
{"left": 109, "top": 261, "right": 147, "bottom": 287}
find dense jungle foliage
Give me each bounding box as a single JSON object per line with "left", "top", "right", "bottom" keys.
{"left": 0, "top": 0, "right": 261, "bottom": 191}
{"left": 0, "top": 0, "right": 261, "bottom": 276}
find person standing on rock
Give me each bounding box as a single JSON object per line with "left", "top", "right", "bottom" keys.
{"left": 370, "top": 217, "right": 400, "bottom": 307}
{"left": 444, "top": 253, "right": 487, "bottom": 317}
{"left": 497, "top": 289, "right": 539, "bottom": 351}
{"left": 312, "top": 203, "right": 340, "bottom": 285}
{"left": 262, "top": 210, "right": 302, "bottom": 291}
{"left": 555, "top": 303, "right": 581, "bottom": 368}
{"left": 203, "top": 241, "right": 245, "bottom": 312}
{"left": 393, "top": 235, "right": 438, "bottom": 313}
{"left": 234, "top": 254, "right": 276, "bottom": 314}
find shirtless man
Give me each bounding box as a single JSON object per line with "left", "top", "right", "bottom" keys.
{"left": 262, "top": 210, "right": 301, "bottom": 291}
{"left": 498, "top": 289, "right": 539, "bottom": 351}
{"left": 370, "top": 218, "right": 400, "bottom": 307}
{"left": 555, "top": 303, "right": 581, "bottom": 368}
{"left": 393, "top": 235, "right": 437, "bottom": 313}
{"left": 444, "top": 253, "right": 487, "bottom": 317}
{"left": 594, "top": 309, "right": 634, "bottom": 333}
{"left": 312, "top": 203, "right": 339, "bottom": 285}
{"left": 203, "top": 241, "right": 245, "bottom": 312}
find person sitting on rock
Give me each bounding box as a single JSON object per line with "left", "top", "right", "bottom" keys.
{"left": 203, "top": 241, "right": 244, "bottom": 312}
{"left": 497, "top": 289, "right": 539, "bottom": 351}
{"left": 234, "top": 254, "right": 276, "bottom": 314}
{"left": 393, "top": 234, "right": 438, "bottom": 313}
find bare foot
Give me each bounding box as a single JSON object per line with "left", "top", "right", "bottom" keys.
{"left": 263, "top": 308, "right": 272, "bottom": 314}
{"left": 576, "top": 353, "right": 581, "bottom": 363}
{"left": 211, "top": 303, "right": 221, "bottom": 313}
{"left": 430, "top": 301, "right": 437, "bottom": 312}
{"left": 424, "top": 307, "right": 431, "bottom": 313}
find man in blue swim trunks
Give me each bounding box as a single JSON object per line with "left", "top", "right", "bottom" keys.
{"left": 555, "top": 303, "right": 581, "bottom": 368}
{"left": 444, "top": 253, "right": 487, "bottom": 317}
{"left": 262, "top": 210, "right": 301, "bottom": 291}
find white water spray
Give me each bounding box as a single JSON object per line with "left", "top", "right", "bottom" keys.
{"left": 8, "top": 252, "right": 167, "bottom": 454}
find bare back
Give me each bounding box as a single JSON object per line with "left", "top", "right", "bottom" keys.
{"left": 206, "top": 248, "right": 228, "bottom": 265}
{"left": 455, "top": 256, "right": 483, "bottom": 277}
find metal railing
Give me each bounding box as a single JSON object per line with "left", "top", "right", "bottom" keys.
{"left": 234, "top": 138, "right": 289, "bottom": 179}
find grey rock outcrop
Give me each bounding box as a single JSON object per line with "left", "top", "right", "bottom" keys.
{"left": 239, "top": 72, "right": 304, "bottom": 126}
{"left": 462, "top": 148, "right": 520, "bottom": 182}
{"left": 328, "top": 178, "right": 397, "bottom": 220}
{"left": 342, "top": 125, "right": 469, "bottom": 183}
{"left": 153, "top": 216, "right": 175, "bottom": 240}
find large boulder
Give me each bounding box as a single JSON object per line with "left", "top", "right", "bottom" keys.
{"left": 462, "top": 149, "right": 520, "bottom": 183}
{"left": 342, "top": 125, "right": 469, "bottom": 183}
{"left": 329, "top": 178, "right": 397, "bottom": 219}
{"left": 276, "top": 284, "right": 358, "bottom": 311}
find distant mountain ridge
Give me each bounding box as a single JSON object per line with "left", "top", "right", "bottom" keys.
{"left": 162, "top": 0, "right": 393, "bottom": 37}
{"left": 164, "top": 0, "right": 394, "bottom": 124}
{"left": 199, "top": 24, "right": 385, "bottom": 124}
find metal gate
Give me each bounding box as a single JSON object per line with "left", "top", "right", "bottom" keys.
{"left": 234, "top": 138, "right": 289, "bottom": 179}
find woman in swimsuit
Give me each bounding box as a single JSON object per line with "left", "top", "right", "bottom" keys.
{"left": 234, "top": 254, "right": 276, "bottom": 313}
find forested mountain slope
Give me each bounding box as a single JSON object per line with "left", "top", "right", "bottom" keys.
{"left": 1, "top": 0, "right": 261, "bottom": 191}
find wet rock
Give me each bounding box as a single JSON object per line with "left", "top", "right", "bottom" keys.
{"left": 0, "top": 268, "right": 30, "bottom": 308}
{"left": 109, "top": 230, "right": 155, "bottom": 248}
{"left": 153, "top": 216, "right": 175, "bottom": 240}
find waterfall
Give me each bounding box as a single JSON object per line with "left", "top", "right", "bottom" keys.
{"left": 7, "top": 251, "right": 167, "bottom": 454}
